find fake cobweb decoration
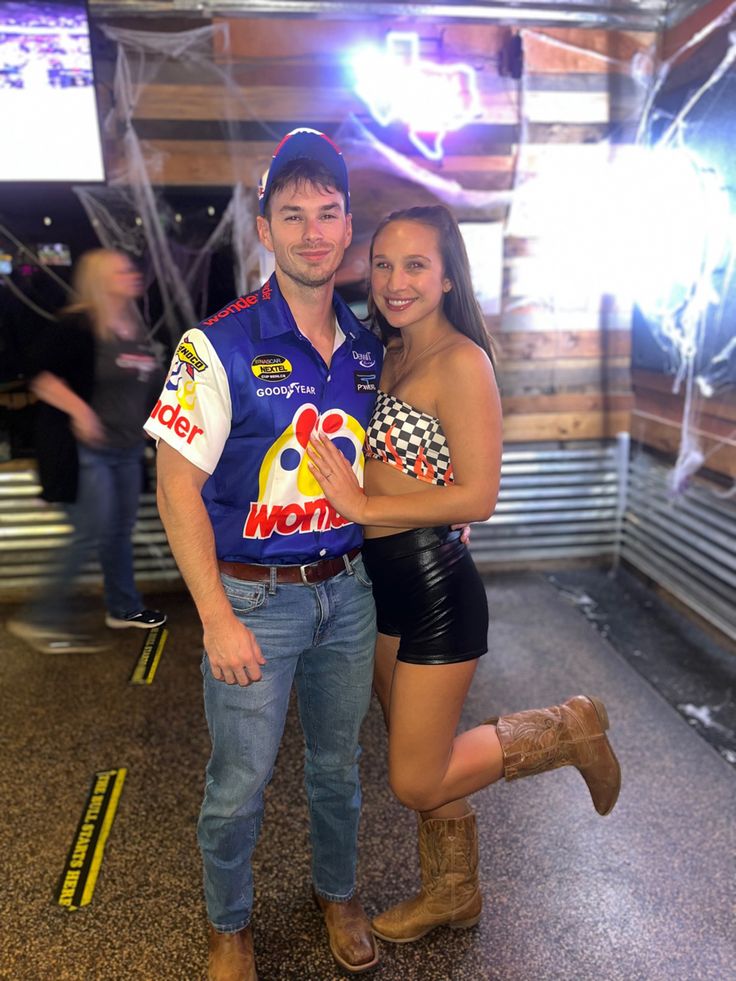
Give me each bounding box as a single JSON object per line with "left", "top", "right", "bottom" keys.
{"left": 67, "top": 15, "right": 734, "bottom": 498}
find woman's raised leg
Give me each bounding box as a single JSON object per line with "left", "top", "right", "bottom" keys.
{"left": 387, "top": 660, "right": 503, "bottom": 813}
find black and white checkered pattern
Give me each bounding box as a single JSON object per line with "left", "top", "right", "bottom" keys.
{"left": 366, "top": 391, "right": 454, "bottom": 485}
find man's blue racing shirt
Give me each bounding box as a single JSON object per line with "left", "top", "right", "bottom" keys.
{"left": 144, "top": 274, "right": 384, "bottom": 565}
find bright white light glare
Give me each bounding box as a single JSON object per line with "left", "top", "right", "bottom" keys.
{"left": 174, "top": 213, "right": 182, "bottom": 223}
{"left": 606, "top": 148, "right": 730, "bottom": 321}
{"left": 527, "top": 146, "right": 732, "bottom": 329}
{"left": 351, "top": 32, "right": 480, "bottom": 161}
{"left": 43, "top": 216, "right": 52, "bottom": 226}
{"left": 207, "top": 205, "right": 215, "bottom": 217}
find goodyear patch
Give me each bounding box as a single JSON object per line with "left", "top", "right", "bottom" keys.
{"left": 129, "top": 626, "right": 168, "bottom": 685}
{"left": 176, "top": 338, "right": 208, "bottom": 373}
{"left": 55, "top": 768, "right": 127, "bottom": 911}
{"left": 251, "top": 354, "right": 292, "bottom": 382}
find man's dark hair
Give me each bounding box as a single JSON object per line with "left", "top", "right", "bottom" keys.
{"left": 262, "top": 159, "right": 349, "bottom": 220}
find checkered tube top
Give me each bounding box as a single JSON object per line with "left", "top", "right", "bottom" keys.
{"left": 364, "top": 390, "right": 454, "bottom": 486}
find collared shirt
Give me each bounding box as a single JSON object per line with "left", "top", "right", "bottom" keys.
{"left": 144, "top": 274, "right": 383, "bottom": 564}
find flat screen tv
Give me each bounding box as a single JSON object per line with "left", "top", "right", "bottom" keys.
{"left": 37, "top": 241, "right": 72, "bottom": 265}
{"left": 0, "top": 1, "right": 105, "bottom": 182}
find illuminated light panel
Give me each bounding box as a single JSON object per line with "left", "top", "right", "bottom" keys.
{"left": 351, "top": 32, "right": 481, "bottom": 161}
{"left": 605, "top": 147, "right": 731, "bottom": 332}
{"left": 520, "top": 145, "right": 732, "bottom": 347}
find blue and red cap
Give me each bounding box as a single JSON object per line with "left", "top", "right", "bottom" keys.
{"left": 258, "top": 128, "right": 350, "bottom": 215}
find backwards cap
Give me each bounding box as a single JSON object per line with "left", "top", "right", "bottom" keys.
{"left": 258, "top": 128, "right": 350, "bottom": 215}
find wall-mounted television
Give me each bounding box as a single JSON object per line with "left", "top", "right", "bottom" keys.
{"left": 37, "top": 241, "right": 71, "bottom": 265}
{"left": 0, "top": 1, "right": 105, "bottom": 182}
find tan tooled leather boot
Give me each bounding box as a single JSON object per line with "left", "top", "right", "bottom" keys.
{"left": 371, "top": 808, "right": 482, "bottom": 943}
{"left": 486, "top": 695, "right": 621, "bottom": 816}
{"left": 314, "top": 891, "right": 379, "bottom": 973}
{"left": 207, "top": 924, "right": 257, "bottom": 981}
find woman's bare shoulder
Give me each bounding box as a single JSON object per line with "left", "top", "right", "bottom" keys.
{"left": 433, "top": 334, "right": 491, "bottom": 377}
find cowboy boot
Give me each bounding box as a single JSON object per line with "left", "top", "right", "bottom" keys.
{"left": 207, "top": 924, "right": 257, "bottom": 981}
{"left": 372, "top": 807, "right": 482, "bottom": 943}
{"left": 313, "top": 891, "right": 379, "bottom": 974}
{"left": 486, "top": 695, "right": 621, "bottom": 816}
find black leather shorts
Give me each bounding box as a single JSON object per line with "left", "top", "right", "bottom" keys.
{"left": 361, "top": 526, "right": 489, "bottom": 665}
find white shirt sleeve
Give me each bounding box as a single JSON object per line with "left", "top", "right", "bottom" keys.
{"left": 143, "top": 328, "right": 232, "bottom": 474}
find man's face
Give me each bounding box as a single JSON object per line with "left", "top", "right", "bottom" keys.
{"left": 256, "top": 181, "right": 352, "bottom": 290}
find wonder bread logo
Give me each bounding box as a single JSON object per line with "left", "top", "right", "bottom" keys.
{"left": 176, "top": 337, "right": 208, "bottom": 374}
{"left": 244, "top": 403, "right": 364, "bottom": 539}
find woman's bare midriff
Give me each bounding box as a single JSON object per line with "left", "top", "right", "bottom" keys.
{"left": 363, "top": 457, "right": 429, "bottom": 539}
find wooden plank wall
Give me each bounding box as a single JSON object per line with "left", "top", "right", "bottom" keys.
{"left": 630, "top": 0, "right": 736, "bottom": 479}
{"left": 631, "top": 371, "right": 736, "bottom": 479}
{"left": 103, "top": 15, "right": 658, "bottom": 443}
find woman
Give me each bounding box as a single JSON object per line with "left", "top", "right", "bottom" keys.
{"left": 8, "top": 249, "right": 166, "bottom": 653}
{"left": 308, "top": 205, "right": 621, "bottom": 942}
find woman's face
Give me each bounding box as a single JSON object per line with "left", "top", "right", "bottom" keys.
{"left": 106, "top": 254, "right": 144, "bottom": 300}
{"left": 370, "top": 220, "right": 451, "bottom": 332}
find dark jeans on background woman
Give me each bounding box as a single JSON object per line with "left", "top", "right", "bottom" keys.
{"left": 25, "top": 443, "right": 145, "bottom": 630}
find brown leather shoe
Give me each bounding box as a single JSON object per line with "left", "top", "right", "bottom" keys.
{"left": 314, "top": 891, "right": 379, "bottom": 974}
{"left": 207, "top": 924, "right": 257, "bottom": 981}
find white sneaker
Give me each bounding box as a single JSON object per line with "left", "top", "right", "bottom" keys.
{"left": 7, "top": 618, "right": 108, "bottom": 654}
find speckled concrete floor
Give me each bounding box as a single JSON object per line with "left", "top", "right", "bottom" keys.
{"left": 1, "top": 572, "right": 734, "bottom": 981}
{"left": 547, "top": 567, "right": 736, "bottom": 768}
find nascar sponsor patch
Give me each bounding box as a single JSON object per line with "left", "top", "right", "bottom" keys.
{"left": 251, "top": 354, "right": 292, "bottom": 381}
{"left": 176, "top": 337, "right": 208, "bottom": 373}
{"left": 354, "top": 371, "right": 377, "bottom": 394}
{"left": 352, "top": 350, "right": 376, "bottom": 368}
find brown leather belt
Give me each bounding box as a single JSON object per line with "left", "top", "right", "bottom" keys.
{"left": 218, "top": 548, "right": 361, "bottom": 586}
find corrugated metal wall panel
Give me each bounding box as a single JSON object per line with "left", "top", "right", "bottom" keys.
{"left": 0, "top": 466, "right": 180, "bottom": 594}
{"left": 621, "top": 451, "right": 736, "bottom": 642}
{"left": 469, "top": 441, "right": 621, "bottom": 565}
{"left": 1, "top": 442, "right": 623, "bottom": 594}
{"left": 4, "top": 444, "right": 734, "bottom": 649}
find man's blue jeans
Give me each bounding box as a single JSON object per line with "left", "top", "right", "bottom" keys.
{"left": 198, "top": 556, "right": 376, "bottom": 932}
{"left": 27, "top": 443, "right": 144, "bottom": 629}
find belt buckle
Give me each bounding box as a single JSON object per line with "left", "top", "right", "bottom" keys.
{"left": 299, "top": 562, "right": 313, "bottom": 585}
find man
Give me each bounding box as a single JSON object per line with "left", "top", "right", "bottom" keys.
{"left": 145, "top": 129, "right": 384, "bottom": 981}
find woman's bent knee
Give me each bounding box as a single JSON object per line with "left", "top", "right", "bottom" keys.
{"left": 389, "top": 772, "right": 442, "bottom": 812}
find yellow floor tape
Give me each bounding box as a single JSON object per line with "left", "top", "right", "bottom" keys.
{"left": 129, "top": 626, "right": 168, "bottom": 685}
{"left": 55, "top": 768, "right": 127, "bottom": 911}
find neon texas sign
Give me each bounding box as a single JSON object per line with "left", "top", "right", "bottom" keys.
{"left": 352, "top": 32, "right": 481, "bottom": 161}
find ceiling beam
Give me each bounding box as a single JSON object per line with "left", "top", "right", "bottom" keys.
{"left": 88, "top": 1, "right": 668, "bottom": 32}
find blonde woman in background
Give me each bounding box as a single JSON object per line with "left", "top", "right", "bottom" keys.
{"left": 7, "top": 249, "right": 166, "bottom": 653}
